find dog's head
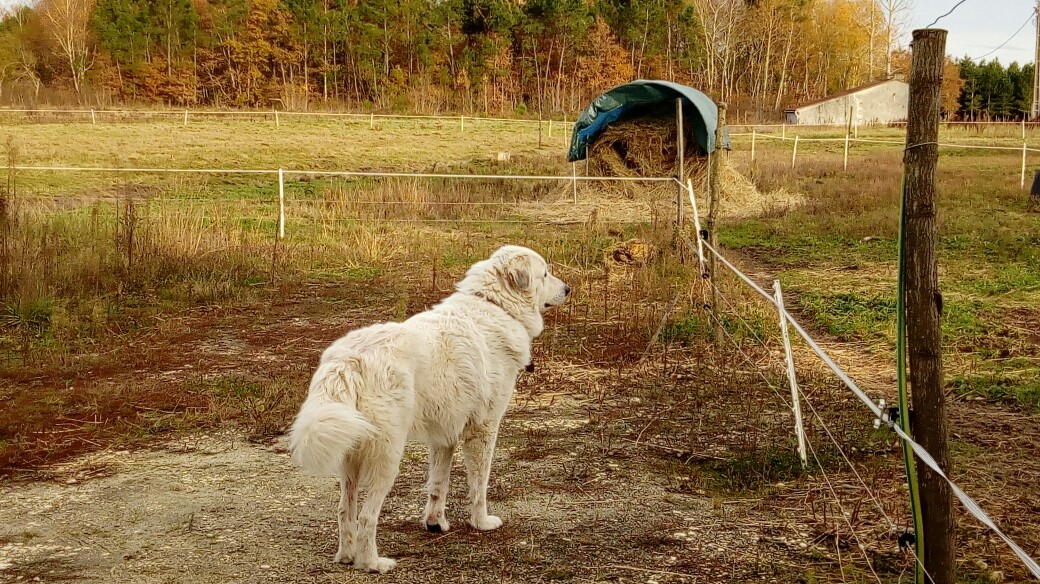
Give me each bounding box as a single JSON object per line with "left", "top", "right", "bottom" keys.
{"left": 489, "top": 245, "right": 570, "bottom": 312}
{"left": 458, "top": 245, "right": 571, "bottom": 315}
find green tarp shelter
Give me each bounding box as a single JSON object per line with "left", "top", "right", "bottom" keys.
{"left": 567, "top": 80, "right": 729, "bottom": 162}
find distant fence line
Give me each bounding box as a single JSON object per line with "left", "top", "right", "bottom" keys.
{"left": 6, "top": 164, "right": 678, "bottom": 234}
{"left": 4, "top": 107, "right": 1039, "bottom": 133}
{"left": 0, "top": 107, "right": 578, "bottom": 136}
{"left": 730, "top": 130, "right": 1039, "bottom": 189}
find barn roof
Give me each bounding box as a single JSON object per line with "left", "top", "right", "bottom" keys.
{"left": 786, "top": 78, "right": 907, "bottom": 112}
{"left": 567, "top": 80, "right": 729, "bottom": 162}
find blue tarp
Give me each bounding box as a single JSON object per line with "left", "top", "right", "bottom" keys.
{"left": 567, "top": 80, "right": 729, "bottom": 162}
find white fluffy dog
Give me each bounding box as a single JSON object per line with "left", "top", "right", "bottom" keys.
{"left": 288, "top": 245, "right": 570, "bottom": 573}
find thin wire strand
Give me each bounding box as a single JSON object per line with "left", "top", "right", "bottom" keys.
{"left": 926, "top": 0, "right": 970, "bottom": 28}
{"left": 700, "top": 279, "right": 793, "bottom": 410}
{"left": 971, "top": 12, "right": 1034, "bottom": 61}
{"left": 698, "top": 242, "right": 938, "bottom": 582}
{"left": 802, "top": 432, "right": 886, "bottom": 584}
{"left": 801, "top": 395, "right": 939, "bottom": 584}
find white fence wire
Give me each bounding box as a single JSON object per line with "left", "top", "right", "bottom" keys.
{"left": 683, "top": 179, "right": 1040, "bottom": 580}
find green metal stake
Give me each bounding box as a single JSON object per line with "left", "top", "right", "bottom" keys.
{"left": 897, "top": 172, "right": 926, "bottom": 584}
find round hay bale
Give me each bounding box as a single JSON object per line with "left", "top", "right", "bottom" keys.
{"left": 582, "top": 112, "right": 804, "bottom": 219}
{"left": 587, "top": 116, "right": 705, "bottom": 180}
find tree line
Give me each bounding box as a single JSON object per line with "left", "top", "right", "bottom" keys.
{"left": 955, "top": 58, "right": 1035, "bottom": 122}
{"left": 0, "top": 0, "right": 1034, "bottom": 120}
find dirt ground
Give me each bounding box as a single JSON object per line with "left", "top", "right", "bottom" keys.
{"left": 0, "top": 398, "right": 794, "bottom": 584}
{"left": 2, "top": 273, "right": 1037, "bottom": 583}
{"left": 0, "top": 278, "right": 805, "bottom": 584}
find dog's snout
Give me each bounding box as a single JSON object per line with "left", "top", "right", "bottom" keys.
{"left": 564, "top": 285, "right": 572, "bottom": 296}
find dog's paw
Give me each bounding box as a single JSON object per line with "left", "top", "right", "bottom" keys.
{"left": 425, "top": 517, "right": 450, "bottom": 533}
{"left": 333, "top": 548, "right": 354, "bottom": 565}
{"left": 470, "top": 515, "right": 503, "bottom": 531}
{"left": 357, "top": 557, "right": 397, "bottom": 574}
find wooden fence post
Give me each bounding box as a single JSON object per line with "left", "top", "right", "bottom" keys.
{"left": 791, "top": 135, "right": 799, "bottom": 168}
{"left": 903, "top": 27, "right": 954, "bottom": 584}
{"left": 676, "top": 98, "right": 685, "bottom": 228}
{"left": 707, "top": 102, "right": 726, "bottom": 343}
{"left": 571, "top": 162, "right": 578, "bottom": 204}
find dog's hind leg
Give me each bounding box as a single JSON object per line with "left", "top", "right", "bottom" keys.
{"left": 353, "top": 446, "right": 403, "bottom": 573}
{"left": 422, "top": 444, "right": 454, "bottom": 533}
{"left": 461, "top": 420, "right": 504, "bottom": 531}
{"left": 334, "top": 458, "right": 359, "bottom": 564}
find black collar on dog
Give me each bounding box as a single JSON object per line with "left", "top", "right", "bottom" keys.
{"left": 471, "top": 292, "right": 535, "bottom": 374}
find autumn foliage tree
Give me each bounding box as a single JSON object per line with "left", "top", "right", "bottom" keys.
{"left": 38, "top": 0, "right": 96, "bottom": 99}
{"left": 0, "top": 0, "right": 1031, "bottom": 118}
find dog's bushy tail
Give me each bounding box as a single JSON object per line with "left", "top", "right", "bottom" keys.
{"left": 289, "top": 361, "right": 376, "bottom": 477}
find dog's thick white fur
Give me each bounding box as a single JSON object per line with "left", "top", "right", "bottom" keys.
{"left": 288, "top": 245, "right": 570, "bottom": 573}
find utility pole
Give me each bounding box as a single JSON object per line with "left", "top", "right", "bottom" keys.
{"left": 1033, "top": 0, "right": 1040, "bottom": 120}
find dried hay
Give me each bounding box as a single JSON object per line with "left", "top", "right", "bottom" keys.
{"left": 587, "top": 116, "right": 701, "bottom": 180}
{"left": 583, "top": 115, "right": 804, "bottom": 219}
{"left": 603, "top": 238, "right": 659, "bottom": 285}
{"left": 605, "top": 238, "right": 658, "bottom": 267}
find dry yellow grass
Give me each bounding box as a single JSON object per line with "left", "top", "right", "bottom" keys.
{"left": 1, "top": 118, "right": 571, "bottom": 200}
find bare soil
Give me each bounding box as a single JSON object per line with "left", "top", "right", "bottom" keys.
{"left": 2, "top": 267, "right": 1036, "bottom": 583}
{"left": 0, "top": 279, "right": 797, "bottom": 584}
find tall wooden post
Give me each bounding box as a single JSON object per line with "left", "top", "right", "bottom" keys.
{"left": 707, "top": 102, "right": 726, "bottom": 344}
{"left": 676, "top": 98, "right": 685, "bottom": 228}
{"left": 1032, "top": 0, "right": 1040, "bottom": 121}
{"left": 903, "top": 28, "right": 954, "bottom": 584}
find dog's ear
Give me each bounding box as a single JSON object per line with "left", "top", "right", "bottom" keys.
{"left": 499, "top": 254, "right": 531, "bottom": 292}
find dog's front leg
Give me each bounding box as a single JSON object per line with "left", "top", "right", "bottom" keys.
{"left": 423, "top": 444, "right": 454, "bottom": 533}
{"left": 461, "top": 420, "right": 503, "bottom": 531}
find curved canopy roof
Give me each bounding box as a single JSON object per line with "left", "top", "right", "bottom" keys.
{"left": 567, "top": 80, "right": 729, "bottom": 162}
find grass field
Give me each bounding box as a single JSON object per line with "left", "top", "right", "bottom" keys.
{"left": 1, "top": 117, "right": 1038, "bottom": 583}
{"left": 726, "top": 136, "right": 1040, "bottom": 411}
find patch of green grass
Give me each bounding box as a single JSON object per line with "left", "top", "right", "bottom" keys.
{"left": 798, "top": 291, "right": 895, "bottom": 342}
{"left": 795, "top": 289, "right": 992, "bottom": 350}
{"left": 949, "top": 374, "right": 1040, "bottom": 412}
{"left": 662, "top": 310, "right": 771, "bottom": 345}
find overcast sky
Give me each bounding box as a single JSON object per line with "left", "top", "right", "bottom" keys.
{"left": 0, "top": 0, "right": 1035, "bottom": 66}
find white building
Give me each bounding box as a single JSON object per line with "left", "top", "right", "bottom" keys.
{"left": 784, "top": 79, "right": 909, "bottom": 126}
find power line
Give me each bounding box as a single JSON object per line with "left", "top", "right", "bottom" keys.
{"left": 971, "top": 12, "right": 1036, "bottom": 62}
{"left": 926, "top": 0, "right": 971, "bottom": 28}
